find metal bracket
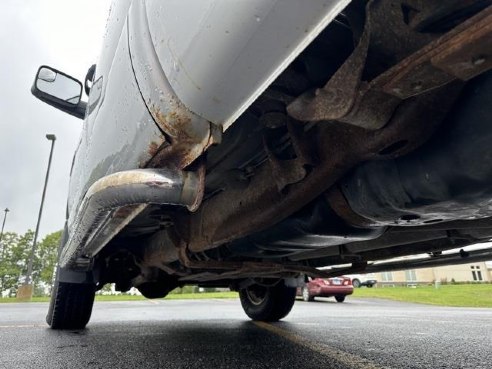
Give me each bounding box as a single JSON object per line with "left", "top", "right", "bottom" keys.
{"left": 287, "top": 1, "right": 492, "bottom": 129}
{"left": 57, "top": 267, "right": 95, "bottom": 284}
{"left": 264, "top": 119, "right": 317, "bottom": 193}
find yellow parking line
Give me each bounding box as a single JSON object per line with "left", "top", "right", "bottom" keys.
{"left": 254, "top": 321, "right": 387, "bottom": 369}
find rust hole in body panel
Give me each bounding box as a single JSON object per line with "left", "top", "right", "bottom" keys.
{"left": 145, "top": 104, "right": 213, "bottom": 170}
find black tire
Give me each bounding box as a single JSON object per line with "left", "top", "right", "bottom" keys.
{"left": 335, "top": 295, "right": 346, "bottom": 303}
{"left": 239, "top": 281, "right": 297, "bottom": 321}
{"left": 352, "top": 279, "right": 361, "bottom": 288}
{"left": 367, "top": 283, "right": 374, "bottom": 288}
{"left": 302, "top": 287, "right": 314, "bottom": 302}
{"left": 46, "top": 279, "right": 96, "bottom": 330}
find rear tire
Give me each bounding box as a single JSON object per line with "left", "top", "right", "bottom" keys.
{"left": 239, "top": 281, "right": 296, "bottom": 321}
{"left": 46, "top": 279, "right": 96, "bottom": 330}
{"left": 367, "top": 283, "right": 374, "bottom": 288}
{"left": 352, "top": 279, "right": 361, "bottom": 288}
{"left": 335, "top": 295, "right": 346, "bottom": 303}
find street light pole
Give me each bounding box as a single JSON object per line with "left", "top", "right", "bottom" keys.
{"left": 24, "top": 134, "right": 57, "bottom": 286}
{"left": 0, "top": 208, "right": 10, "bottom": 259}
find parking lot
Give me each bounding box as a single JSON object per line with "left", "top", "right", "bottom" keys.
{"left": 1, "top": 297, "right": 491, "bottom": 369}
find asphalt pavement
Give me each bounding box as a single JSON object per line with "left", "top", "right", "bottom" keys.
{"left": 0, "top": 297, "right": 491, "bottom": 369}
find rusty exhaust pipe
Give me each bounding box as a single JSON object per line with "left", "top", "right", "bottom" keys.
{"left": 59, "top": 169, "right": 202, "bottom": 268}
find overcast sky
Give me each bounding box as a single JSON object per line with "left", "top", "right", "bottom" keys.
{"left": 0, "top": 0, "right": 111, "bottom": 238}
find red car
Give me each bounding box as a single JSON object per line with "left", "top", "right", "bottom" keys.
{"left": 298, "top": 277, "right": 353, "bottom": 303}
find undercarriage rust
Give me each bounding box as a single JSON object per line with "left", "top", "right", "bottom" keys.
{"left": 287, "top": 0, "right": 435, "bottom": 128}
{"left": 146, "top": 103, "right": 222, "bottom": 170}
{"left": 378, "top": 3, "right": 492, "bottom": 98}
{"left": 180, "top": 3, "right": 492, "bottom": 258}
{"left": 264, "top": 119, "right": 317, "bottom": 192}
{"left": 186, "top": 83, "right": 462, "bottom": 254}
{"left": 136, "top": 233, "right": 367, "bottom": 282}
{"left": 177, "top": 250, "right": 368, "bottom": 282}
{"left": 107, "top": 1, "right": 492, "bottom": 287}
{"left": 287, "top": 2, "right": 492, "bottom": 128}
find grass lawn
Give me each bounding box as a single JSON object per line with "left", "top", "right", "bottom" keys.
{"left": 353, "top": 284, "right": 492, "bottom": 308}
{"left": 0, "top": 291, "right": 238, "bottom": 303}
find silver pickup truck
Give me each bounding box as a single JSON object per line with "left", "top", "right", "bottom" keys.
{"left": 32, "top": 0, "right": 492, "bottom": 329}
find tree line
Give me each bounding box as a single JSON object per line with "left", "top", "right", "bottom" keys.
{"left": 0, "top": 230, "right": 61, "bottom": 297}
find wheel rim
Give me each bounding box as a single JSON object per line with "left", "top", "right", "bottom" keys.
{"left": 302, "top": 287, "right": 309, "bottom": 301}
{"left": 245, "top": 285, "right": 268, "bottom": 306}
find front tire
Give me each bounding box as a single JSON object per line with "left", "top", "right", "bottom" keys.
{"left": 46, "top": 279, "right": 96, "bottom": 330}
{"left": 352, "top": 279, "right": 361, "bottom": 288}
{"left": 239, "top": 281, "right": 296, "bottom": 321}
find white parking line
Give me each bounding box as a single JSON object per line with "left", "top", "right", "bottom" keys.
{"left": 0, "top": 324, "right": 44, "bottom": 329}
{"left": 211, "top": 299, "right": 236, "bottom": 303}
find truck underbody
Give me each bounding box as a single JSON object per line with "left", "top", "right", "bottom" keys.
{"left": 66, "top": 0, "right": 492, "bottom": 299}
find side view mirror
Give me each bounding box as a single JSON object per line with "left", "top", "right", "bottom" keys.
{"left": 31, "top": 66, "right": 87, "bottom": 120}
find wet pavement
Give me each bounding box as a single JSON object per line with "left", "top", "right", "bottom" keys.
{"left": 0, "top": 297, "right": 491, "bottom": 369}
